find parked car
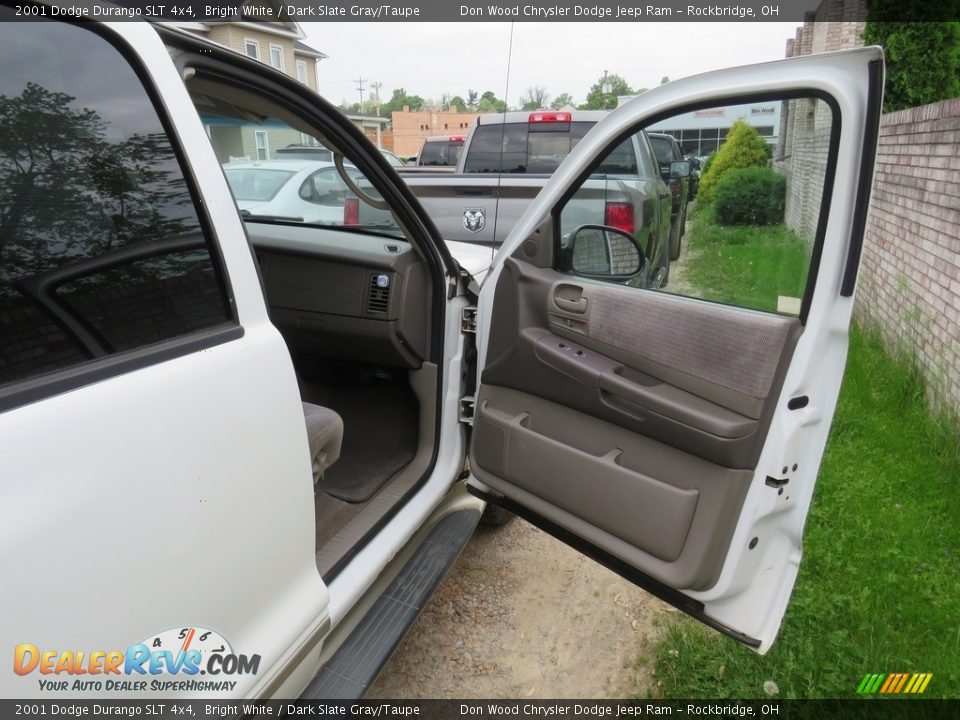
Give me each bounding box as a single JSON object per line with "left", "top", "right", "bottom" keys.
{"left": 224, "top": 160, "right": 363, "bottom": 224}
{"left": 0, "top": 11, "right": 883, "bottom": 701}
{"left": 380, "top": 111, "right": 684, "bottom": 288}
{"left": 648, "top": 132, "right": 691, "bottom": 261}
{"left": 379, "top": 148, "right": 405, "bottom": 167}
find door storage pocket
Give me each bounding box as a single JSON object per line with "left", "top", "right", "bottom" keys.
{"left": 475, "top": 402, "right": 699, "bottom": 563}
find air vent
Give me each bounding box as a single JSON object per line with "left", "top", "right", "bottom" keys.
{"left": 367, "top": 273, "right": 391, "bottom": 314}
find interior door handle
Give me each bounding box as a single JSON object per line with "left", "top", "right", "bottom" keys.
{"left": 555, "top": 297, "right": 587, "bottom": 314}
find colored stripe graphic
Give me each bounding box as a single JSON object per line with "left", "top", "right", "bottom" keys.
{"left": 857, "top": 673, "right": 932, "bottom": 694}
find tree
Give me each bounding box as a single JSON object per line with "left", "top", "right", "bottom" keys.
{"left": 383, "top": 88, "right": 425, "bottom": 114}
{"left": 550, "top": 93, "right": 575, "bottom": 110}
{"left": 519, "top": 86, "right": 550, "bottom": 111}
{"left": 466, "top": 90, "right": 479, "bottom": 109}
{"left": 697, "top": 119, "right": 772, "bottom": 202}
{"left": 449, "top": 95, "right": 467, "bottom": 112}
{"left": 477, "top": 90, "right": 507, "bottom": 113}
{"left": 660, "top": 76, "right": 670, "bottom": 85}
{"left": 580, "top": 73, "right": 634, "bottom": 110}
{"left": 863, "top": 18, "right": 960, "bottom": 112}
{"left": 0, "top": 82, "right": 195, "bottom": 299}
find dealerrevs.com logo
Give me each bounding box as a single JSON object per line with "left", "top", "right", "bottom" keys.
{"left": 13, "top": 626, "right": 260, "bottom": 693}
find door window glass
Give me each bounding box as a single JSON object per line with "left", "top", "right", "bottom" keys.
{"left": 558, "top": 98, "right": 835, "bottom": 315}
{"left": 0, "top": 16, "right": 233, "bottom": 388}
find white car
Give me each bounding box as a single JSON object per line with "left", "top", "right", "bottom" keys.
{"left": 0, "top": 9, "right": 883, "bottom": 701}
{"left": 224, "top": 160, "right": 363, "bottom": 224}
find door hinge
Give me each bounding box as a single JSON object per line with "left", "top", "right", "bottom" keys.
{"left": 461, "top": 306, "right": 477, "bottom": 334}
{"left": 459, "top": 396, "right": 476, "bottom": 425}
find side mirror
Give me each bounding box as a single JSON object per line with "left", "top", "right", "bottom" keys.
{"left": 670, "top": 160, "right": 691, "bottom": 179}
{"left": 568, "top": 225, "right": 645, "bottom": 279}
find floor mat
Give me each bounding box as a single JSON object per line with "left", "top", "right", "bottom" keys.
{"left": 305, "top": 375, "right": 419, "bottom": 504}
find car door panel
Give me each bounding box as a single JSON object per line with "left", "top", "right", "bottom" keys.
{"left": 472, "top": 255, "right": 791, "bottom": 589}
{"left": 479, "top": 258, "right": 800, "bottom": 470}
{"left": 470, "top": 46, "right": 884, "bottom": 650}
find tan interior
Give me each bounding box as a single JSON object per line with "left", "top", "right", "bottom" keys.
{"left": 470, "top": 252, "right": 801, "bottom": 591}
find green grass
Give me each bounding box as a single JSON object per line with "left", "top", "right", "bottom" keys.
{"left": 651, "top": 320, "right": 960, "bottom": 698}
{"left": 681, "top": 204, "right": 809, "bottom": 313}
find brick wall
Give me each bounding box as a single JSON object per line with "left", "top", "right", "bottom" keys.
{"left": 391, "top": 108, "right": 482, "bottom": 158}
{"left": 855, "top": 99, "right": 960, "bottom": 414}
{"left": 775, "top": 100, "right": 832, "bottom": 244}
{"left": 778, "top": 6, "right": 960, "bottom": 416}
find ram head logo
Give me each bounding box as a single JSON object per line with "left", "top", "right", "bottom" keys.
{"left": 463, "top": 208, "right": 486, "bottom": 233}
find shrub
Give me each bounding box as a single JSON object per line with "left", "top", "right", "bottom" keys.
{"left": 863, "top": 0, "right": 960, "bottom": 113}
{"left": 713, "top": 166, "right": 786, "bottom": 226}
{"left": 699, "top": 150, "right": 718, "bottom": 178}
{"left": 697, "top": 119, "right": 772, "bottom": 202}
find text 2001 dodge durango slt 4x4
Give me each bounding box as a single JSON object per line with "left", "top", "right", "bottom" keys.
{"left": 0, "top": 8, "right": 883, "bottom": 699}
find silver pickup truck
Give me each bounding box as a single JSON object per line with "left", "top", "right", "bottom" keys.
{"left": 369, "top": 111, "right": 691, "bottom": 287}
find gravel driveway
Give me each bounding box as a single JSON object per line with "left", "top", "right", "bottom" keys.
{"left": 367, "top": 517, "right": 670, "bottom": 699}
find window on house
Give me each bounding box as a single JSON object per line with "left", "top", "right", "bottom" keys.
{"left": 269, "top": 45, "right": 284, "bottom": 71}
{"left": 244, "top": 40, "right": 259, "bottom": 60}
{"left": 254, "top": 131, "right": 269, "bottom": 160}
{"left": 296, "top": 60, "right": 308, "bottom": 84}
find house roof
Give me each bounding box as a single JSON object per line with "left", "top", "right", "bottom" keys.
{"left": 294, "top": 39, "right": 328, "bottom": 60}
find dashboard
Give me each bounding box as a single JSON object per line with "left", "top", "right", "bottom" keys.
{"left": 247, "top": 223, "right": 432, "bottom": 368}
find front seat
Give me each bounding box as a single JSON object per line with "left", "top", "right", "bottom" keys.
{"left": 302, "top": 402, "right": 343, "bottom": 484}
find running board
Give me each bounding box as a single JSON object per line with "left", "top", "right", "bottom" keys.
{"left": 301, "top": 508, "right": 482, "bottom": 699}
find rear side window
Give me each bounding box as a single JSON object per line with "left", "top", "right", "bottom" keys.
{"left": 225, "top": 168, "right": 296, "bottom": 201}
{"left": 649, "top": 135, "right": 679, "bottom": 171}
{"left": 0, "top": 18, "right": 233, "bottom": 390}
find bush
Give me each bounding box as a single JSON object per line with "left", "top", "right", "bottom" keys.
{"left": 713, "top": 166, "right": 786, "bottom": 226}
{"left": 863, "top": 0, "right": 960, "bottom": 113}
{"left": 699, "top": 150, "right": 718, "bottom": 178}
{"left": 697, "top": 119, "right": 772, "bottom": 202}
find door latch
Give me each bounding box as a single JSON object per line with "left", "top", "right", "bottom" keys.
{"left": 459, "top": 396, "right": 476, "bottom": 425}
{"left": 461, "top": 307, "right": 477, "bottom": 334}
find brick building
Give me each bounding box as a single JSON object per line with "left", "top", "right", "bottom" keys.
{"left": 391, "top": 107, "right": 483, "bottom": 158}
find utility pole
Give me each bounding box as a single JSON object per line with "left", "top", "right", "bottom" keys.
{"left": 354, "top": 76, "right": 366, "bottom": 110}
{"left": 601, "top": 69, "right": 612, "bottom": 109}
{"left": 370, "top": 81, "right": 382, "bottom": 117}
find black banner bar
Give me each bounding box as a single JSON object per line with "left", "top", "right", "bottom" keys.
{"left": 1, "top": 700, "right": 958, "bottom": 720}
{"left": 6, "top": 0, "right": 960, "bottom": 22}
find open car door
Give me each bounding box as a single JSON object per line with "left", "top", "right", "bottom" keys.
{"left": 468, "top": 47, "right": 883, "bottom": 652}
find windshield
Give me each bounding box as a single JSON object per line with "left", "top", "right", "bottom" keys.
{"left": 463, "top": 123, "right": 587, "bottom": 173}
{"left": 196, "top": 107, "right": 405, "bottom": 238}
{"left": 419, "top": 140, "right": 462, "bottom": 166}
{"left": 224, "top": 168, "right": 296, "bottom": 202}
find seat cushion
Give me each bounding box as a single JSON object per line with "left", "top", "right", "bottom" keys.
{"left": 302, "top": 402, "right": 343, "bottom": 484}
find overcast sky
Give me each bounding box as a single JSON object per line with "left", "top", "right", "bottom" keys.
{"left": 301, "top": 22, "right": 804, "bottom": 109}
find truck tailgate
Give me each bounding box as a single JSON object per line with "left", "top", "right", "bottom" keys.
{"left": 403, "top": 175, "right": 549, "bottom": 245}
